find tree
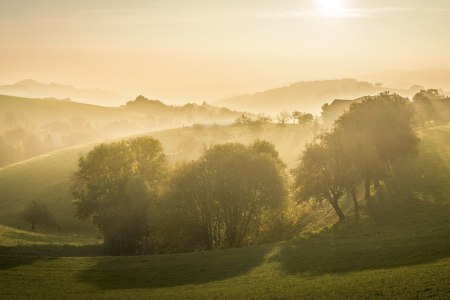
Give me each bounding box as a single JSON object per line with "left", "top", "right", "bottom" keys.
{"left": 291, "top": 110, "right": 302, "bottom": 124}
{"left": 334, "top": 92, "right": 419, "bottom": 199}
{"left": 413, "top": 89, "right": 446, "bottom": 125}
{"left": 234, "top": 114, "right": 252, "bottom": 126}
{"left": 325, "top": 129, "right": 363, "bottom": 214}
{"left": 291, "top": 111, "right": 314, "bottom": 126}
{"left": 299, "top": 113, "right": 314, "bottom": 125}
{"left": 277, "top": 111, "right": 291, "bottom": 127}
{"left": 72, "top": 136, "right": 168, "bottom": 254}
{"left": 163, "top": 141, "right": 287, "bottom": 249}
{"left": 21, "top": 201, "right": 58, "bottom": 231}
{"left": 291, "top": 134, "right": 347, "bottom": 221}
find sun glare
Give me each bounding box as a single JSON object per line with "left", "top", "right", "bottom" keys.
{"left": 320, "top": 0, "right": 344, "bottom": 17}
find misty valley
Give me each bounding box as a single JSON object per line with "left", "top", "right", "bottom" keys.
{"left": 1, "top": 1, "right": 450, "bottom": 299}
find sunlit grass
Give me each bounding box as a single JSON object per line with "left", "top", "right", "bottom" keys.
{"left": 0, "top": 124, "right": 449, "bottom": 299}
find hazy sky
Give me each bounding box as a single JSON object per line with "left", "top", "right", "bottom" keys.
{"left": 1, "top": 0, "right": 450, "bottom": 103}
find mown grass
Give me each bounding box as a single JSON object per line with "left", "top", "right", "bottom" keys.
{"left": 0, "top": 125, "right": 449, "bottom": 299}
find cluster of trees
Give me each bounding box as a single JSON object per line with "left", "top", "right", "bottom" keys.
{"left": 292, "top": 92, "right": 419, "bottom": 220}
{"left": 233, "top": 110, "right": 315, "bottom": 129}
{"left": 125, "top": 95, "right": 244, "bottom": 125}
{"left": 71, "top": 92, "right": 421, "bottom": 254}
{"left": 72, "top": 137, "right": 292, "bottom": 254}
{"left": 277, "top": 110, "right": 314, "bottom": 126}
{"left": 72, "top": 137, "right": 168, "bottom": 253}
{"left": 161, "top": 141, "right": 288, "bottom": 250}
{"left": 412, "top": 89, "right": 450, "bottom": 126}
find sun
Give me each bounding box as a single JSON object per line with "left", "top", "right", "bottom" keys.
{"left": 320, "top": 0, "right": 344, "bottom": 17}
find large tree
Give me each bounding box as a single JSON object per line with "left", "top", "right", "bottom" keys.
{"left": 291, "top": 134, "right": 347, "bottom": 221}
{"left": 334, "top": 92, "right": 418, "bottom": 199}
{"left": 163, "top": 140, "right": 287, "bottom": 250}
{"left": 72, "top": 136, "right": 168, "bottom": 254}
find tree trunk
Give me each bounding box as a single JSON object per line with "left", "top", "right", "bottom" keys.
{"left": 31, "top": 222, "right": 35, "bottom": 231}
{"left": 374, "top": 178, "right": 381, "bottom": 189}
{"left": 329, "top": 198, "right": 345, "bottom": 221}
{"left": 351, "top": 188, "right": 359, "bottom": 214}
{"left": 364, "top": 176, "right": 371, "bottom": 200}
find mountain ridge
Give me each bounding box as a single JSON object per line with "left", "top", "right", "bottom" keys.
{"left": 0, "top": 79, "right": 127, "bottom": 107}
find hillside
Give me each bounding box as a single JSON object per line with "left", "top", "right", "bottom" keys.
{"left": 0, "top": 94, "right": 245, "bottom": 167}
{"left": 217, "top": 79, "right": 421, "bottom": 114}
{"left": 0, "top": 124, "right": 314, "bottom": 233}
{"left": 361, "top": 68, "right": 450, "bottom": 91}
{"left": 0, "top": 79, "right": 127, "bottom": 106}
{"left": 0, "top": 94, "right": 243, "bottom": 129}
{"left": 0, "top": 125, "right": 449, "bottom": 298}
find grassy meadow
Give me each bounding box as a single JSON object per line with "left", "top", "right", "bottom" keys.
{"left": 0, "top": 124, "right": 449, "bottom": 299}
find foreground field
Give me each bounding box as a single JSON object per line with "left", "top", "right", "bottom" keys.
{"left": 1, "top": 203, "right": 449, "bottom": 299}
{"left": 0, "top": 125, "right": 450, "bottom": 299}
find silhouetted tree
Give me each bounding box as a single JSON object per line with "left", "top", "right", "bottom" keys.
{"left": 21, "top": 201, "right": 58, "bottom": 231}
{"left": 299, "top": 113, "right": 314, "bottom": 126}
{"left": 291, "top": 110, "right": 301, "bottom": 124}
{"left": 292, "top": 134, "right": 347, "bottom": 221}
{"left": 277, "top": 111, "right": 291, "bottom": 127}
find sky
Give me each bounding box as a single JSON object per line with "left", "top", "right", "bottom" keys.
{"left": 1, "top": 0, "right": 450, "bottom": 103}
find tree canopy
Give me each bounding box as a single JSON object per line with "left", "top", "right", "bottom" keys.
{"left": 292, "top": 92, "right": 419, "bottom": 220}
{"left": 163, "top": 140, "right": 287, "bottom": 250}
{"left": 72, "top": 136, "right": 168, "bottom": 254}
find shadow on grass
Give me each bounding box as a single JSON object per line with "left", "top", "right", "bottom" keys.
{"left": 0, "top": 244, "right": 103, "bottom": 269}
{"left": 272, "top": 205, "right": 450, "bottom": 276}
{"left": 0, "top": 244, "right": 103, "bottom": 257}
{"left": 78, "top": 243, "right": 274, "bottom": 290}
{"left": 0, "top": 255, "right": 41, "bottom": 269}
{"left": 274, "top": 139, "right": 450, "bottom": 276}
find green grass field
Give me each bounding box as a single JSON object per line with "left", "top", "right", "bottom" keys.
{"left": 0, "top": 203, "right": 449, "bottom": 299}
{"left": 0, "top": 125, "right": 449, "bottom": 299}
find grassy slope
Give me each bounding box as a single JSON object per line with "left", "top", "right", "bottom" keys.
{"left": 0, "top": 224, "right": 98, "bottom": 247}
{"left": 0, "top": 124, "right": 312, "bottom": 232}
{"left": 0, "top": 125, "right": 449, "bottom": 299}
{"left": 0, "top": 94, "right": 139, "bottom": 124}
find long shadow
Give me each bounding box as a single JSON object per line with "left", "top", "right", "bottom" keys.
{"left": 274, "top": 141, "right": 450, "bottom": 276}
{"left": 272, "top": 207, "right": 450, "bottom": 276}
{"left": 0, "top": 255, "right": 40, "bottom": 269}
{"left": 78, "top": 243, "right": 273, "bottom": 290}
{"left": 0, "top": 244, "right": 103, "bottom": 269}
{"left": 0, "top": 244, "right": 103, "bottom": 257}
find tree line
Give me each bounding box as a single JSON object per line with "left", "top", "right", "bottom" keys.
{"left": 66, "top": 92, "right": 423, "bottom": 254}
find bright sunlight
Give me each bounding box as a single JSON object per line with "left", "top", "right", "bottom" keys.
{"left": 320, "top": 0, "right": 344, "bottom": 17}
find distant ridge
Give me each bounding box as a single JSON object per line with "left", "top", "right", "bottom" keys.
{"left": 217, "top": 78, "right": 421, "bottom": 114}
{"left": 0, "top": 79, "right": 127, "bottom": 106}
{"left": 360, "top": 68, "right": 450, "bottom": 91}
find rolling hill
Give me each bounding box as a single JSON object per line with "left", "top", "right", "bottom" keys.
{"left": 0, "top": 79, "right": 127, "bottom": 107}
{"left": 0, "top": 124, "right": 314, "bottom": 233}
{"left": 0, "top": 124, "right": 449, "bottom": 298}
{"left": 361, "top": 68, "right": 450, "bottom": 91}
{"left": 0, "top": 94, "right": 245, "bottom": 167}
{"left": 217, "top": 78, "right": 421, "bottom": 114}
